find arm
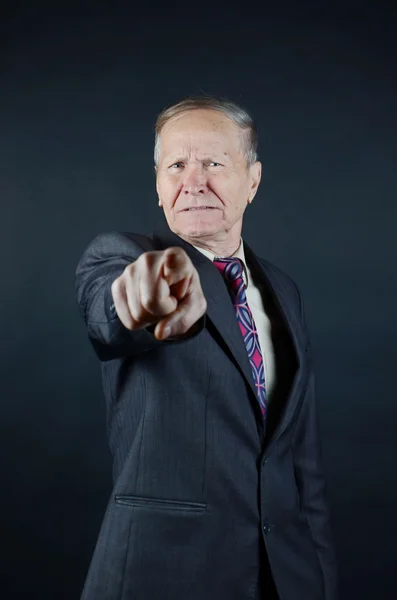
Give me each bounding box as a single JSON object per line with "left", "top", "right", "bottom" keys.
{"left": 292, "top": 287, "right": 339, "bottom": 600}
{"left": 74, "top": 231, "right": 206, "bottom": 361}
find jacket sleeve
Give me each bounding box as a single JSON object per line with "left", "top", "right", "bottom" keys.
{"left": 292, "top": 285, "right": 339, "bottom": 600}
{"left": 74, "top": 230, "right": 206, "bottom": 361}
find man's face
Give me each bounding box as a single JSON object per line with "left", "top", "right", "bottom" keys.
{"left": 155, "top": 109, "right": 261, "bottom": 242}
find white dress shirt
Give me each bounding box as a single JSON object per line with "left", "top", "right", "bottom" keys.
{"left": 192, "top": 236, "right": 276, "bottom": 404}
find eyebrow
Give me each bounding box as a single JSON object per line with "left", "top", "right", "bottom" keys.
{"left": 166, "top": 155, "right": 228, "bottom": 164}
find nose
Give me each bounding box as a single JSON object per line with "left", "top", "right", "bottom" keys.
{"left": 182, "top": 164, "right": 209, "bottom": 195}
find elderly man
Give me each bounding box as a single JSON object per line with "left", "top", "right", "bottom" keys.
{"left": 75, "top": 95, "right": 338, "bottom": 600}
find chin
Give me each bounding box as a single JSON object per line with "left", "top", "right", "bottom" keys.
{"left": 173, "top": 220, "right": 218, "bottom": 238}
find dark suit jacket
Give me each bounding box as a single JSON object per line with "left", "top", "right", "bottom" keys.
{"left": 75, "top": 220, "right": 338, "bottom": 600}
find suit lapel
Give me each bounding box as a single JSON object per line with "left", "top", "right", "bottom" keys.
{"left": 151, "top": 221, "right": 309, "bottom": 443}
{"left": 245, "top": 245, "right": 310, "bottom": 447}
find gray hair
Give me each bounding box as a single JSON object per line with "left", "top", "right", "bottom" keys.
{"left": 154, "top": 94, "right": 259, "bottom": 168}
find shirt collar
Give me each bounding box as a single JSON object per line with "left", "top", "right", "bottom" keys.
{"left": 191, "top": 236, "right": 249, "bottom": 286}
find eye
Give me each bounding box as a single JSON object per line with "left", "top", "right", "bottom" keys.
{"left": 169, "top": 162, "right": 184, "bottom": 169}
{"left": 208, "top": 161, "right": 221, "bottom": 167}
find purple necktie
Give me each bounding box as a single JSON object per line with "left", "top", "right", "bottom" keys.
{"left": 213, "top": 257, "right": 267, "bottom": 420}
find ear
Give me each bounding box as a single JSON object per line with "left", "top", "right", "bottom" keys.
{"left": 248, "top": 161, "right": 262, "bottom": 201}
{"left": 155, "top": 166, "right": 159, "bottom": 197}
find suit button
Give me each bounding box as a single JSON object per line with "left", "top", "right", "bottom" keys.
{"left": 263, "top": 524, "right": 271, "bottom": 534}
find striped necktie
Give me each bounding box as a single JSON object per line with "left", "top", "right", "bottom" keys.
{"left": 213, "top": 257, "right": 267, "bottom": 420}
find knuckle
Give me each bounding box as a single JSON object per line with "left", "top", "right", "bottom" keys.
{"left": 141, "top": 251, "right": 153, "bottom": 264}
{"left": 111, "top": 278, "right": 120, "bottom": 296}
{"left": 124, "top": 261, "right": 135, "bottom": 275}
{"left": 123, "top": 265, "right": 136, "bottom": 284}
{"left": 167, "top": 246, "right": 184, "bottom": 256}
{"left": 111, "top": 278, "right": 123, "bottom": 301}
{"left": 139, "top": 251, "right": 156, "bottom": 271}
{"left": 140, "top": 293, "right": 157, "bottom": 313}
{"left": 165, "top": 246, "right": 187, "bottom": 264}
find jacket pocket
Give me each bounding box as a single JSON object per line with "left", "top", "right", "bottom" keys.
{"left": 114, "top": 494, "right": 207, "bottom": 513}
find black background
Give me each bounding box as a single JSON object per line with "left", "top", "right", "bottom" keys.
{"left": 1, "top": 1, "right": 396, "bottom": 598}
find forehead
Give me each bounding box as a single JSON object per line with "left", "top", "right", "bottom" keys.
{"left": 159, "top": 109, "right": 243, "bottom": 157}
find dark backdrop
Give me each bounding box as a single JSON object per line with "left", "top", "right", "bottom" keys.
{"left": 1, "top": 2, "right": 396, "bottom": 599}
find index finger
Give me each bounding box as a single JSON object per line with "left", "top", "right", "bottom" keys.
{"left": 162, "top": 248, "right": 192, "bottom": 287}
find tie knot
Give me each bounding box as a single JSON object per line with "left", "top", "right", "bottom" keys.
{"left": 213, "top": 257, "right": 244, "bottom": 284}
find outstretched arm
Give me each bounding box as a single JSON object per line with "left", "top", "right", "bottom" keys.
{"left": 75, "top": 231, "right": 206, "bottom": 361}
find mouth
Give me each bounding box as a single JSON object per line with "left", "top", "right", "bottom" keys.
{"left": 181, "top": 207, "right": 219, "bottom": 212}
